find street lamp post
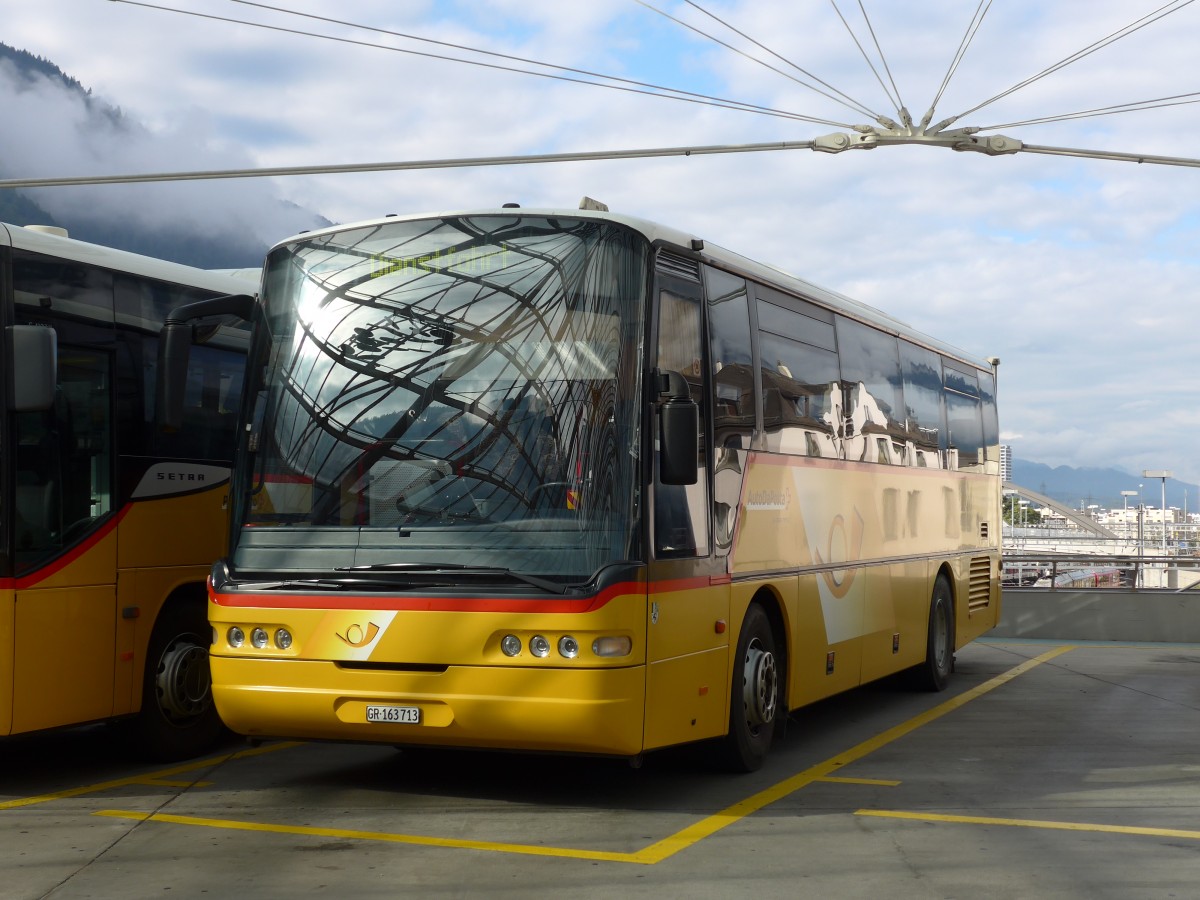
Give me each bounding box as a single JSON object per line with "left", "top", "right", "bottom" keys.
{"left": 1143, "top": 470, "right": 1173, "bottom": 558}
{"left": 1121, "top": 490, "right": 1138, "bottom": 548}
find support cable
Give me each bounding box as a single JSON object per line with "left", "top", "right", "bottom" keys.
{"left": 981, "top": 91, "right": 1200, "bottom": 130}
{"left": 632, "top": 0, "right": 880, "bottom": 121}
{"left": 679, "top": 0, "right": 880, "bottom": 123}
{"left": 955, "top": 0, "right": 1196, "bottom": 120}
{"left": 0, "top": 140, "right": 821, "bottom": 190}
{"left": 931, "top": 0, "right": 992, "bottom": 112}
{"left": 829, "top": 0, "right": 901, "bottom": 116}
{"left": 109, "top": 0, "right": 849, "bottom": 127}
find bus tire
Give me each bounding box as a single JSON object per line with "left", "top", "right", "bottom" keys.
{"left": 717, "top": 604, "right": 780, "bottom": 773}
{"left": 913, "top": 575, "right": 955, "bottom": 692}
{"left": 120, "top": 601, "right": 225, "bottom": 761}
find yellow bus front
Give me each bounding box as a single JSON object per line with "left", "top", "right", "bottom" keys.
{"left": 209, "top": 578, "right": 652, "bottom": 756}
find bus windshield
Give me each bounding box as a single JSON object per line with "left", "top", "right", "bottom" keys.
{"left": 231, "top": 215, "right": 649, "bottom": 585}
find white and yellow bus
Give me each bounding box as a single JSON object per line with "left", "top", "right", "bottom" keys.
{"left": 165, "top": 202, "right": 1001, "bottom": 771}
{"left": 1, "top": 223, "right": 252, "bottom": 760}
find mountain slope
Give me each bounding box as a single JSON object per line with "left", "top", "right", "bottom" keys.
{"left": 0, "top": 42, "right": 331, "bottom": 268}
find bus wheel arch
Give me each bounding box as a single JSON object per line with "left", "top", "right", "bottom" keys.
{"left": 118, "top": 585, "right": 225, "bottom": 760}
{"left": 717, "top": 596, "right": 785, "bottom": 772}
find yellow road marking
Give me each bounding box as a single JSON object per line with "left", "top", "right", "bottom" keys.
{"left": 0, "top": 742, "right": 300, "bottom": 810}
{"left": 819, "top": 776, "right": 901, "bottom": 786}
{"left": 857, "top": 809, "right": 1200, "bottom": 841}
{"left": 93, "top": 647, "right": 1074, "bottom": 864}
{"left": 95, "top": 810, "right": 641, "bottom": 863}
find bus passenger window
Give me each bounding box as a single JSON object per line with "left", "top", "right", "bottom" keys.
{"left": 944, "top": 361, "right": 984, "bottom": 472}
{"left": 899, "top": 341, "right": 945, "bottom": 466}
{"left": 758, "top": 331, "right": 839, "bottom": 457}
{"left": 835, "top": 317, "right": 905, "bottom": 465}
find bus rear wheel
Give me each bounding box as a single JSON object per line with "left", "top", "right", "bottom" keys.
{"left": 119, "top": 602, "right": 225, "bottom": 761}
{"left": 716, "top": 604, "right": 780, "bottom": 772}
{"left": 912, "top": 576, "right": 955, "bottom": 692}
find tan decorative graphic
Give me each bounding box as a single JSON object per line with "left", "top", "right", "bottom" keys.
{"left": 335, "top": 621, "right": 381, "bottom": 648}
{"left": 815, "top": 510, "right": 865, "bottom": 599}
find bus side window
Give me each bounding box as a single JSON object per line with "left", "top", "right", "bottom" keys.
{"left": 835, "top": 317, "right": 905, "bottom": 465}
{"left": 757, "top": 312, "right": 840, "bottom": 457}
{"left": 654, "top": 286, "right": 709, "bottom": 558}
{"left": 944, "top": 360, "right": 984, "bottom": 472}
{"left": 899, "top": 341, "right": 945, "bottom": 467}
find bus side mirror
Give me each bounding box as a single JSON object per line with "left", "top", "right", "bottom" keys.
{"left": 156, "top": 293, "right": 256, "bottom": 432}
{"left": 7, "top": 325, "right": 57, "bottom": 412}
{"left": 656, "top": 370, "right": 698, "bottom": 486}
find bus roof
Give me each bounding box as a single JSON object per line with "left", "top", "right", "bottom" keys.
{"left": 0, "top": 222, "right": 260, "bottom": 295}
{"left": 270, "top": 205, "right": 996, "bottom": 373}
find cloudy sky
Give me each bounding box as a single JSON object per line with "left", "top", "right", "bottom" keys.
{"left": 3, "top": 0, "right": 1199, "bottom": 497}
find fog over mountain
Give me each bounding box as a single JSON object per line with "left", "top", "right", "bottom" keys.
{"left": 0, "top": 42, "right": 330, "bottom": 267}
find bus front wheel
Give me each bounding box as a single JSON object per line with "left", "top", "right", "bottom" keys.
{"left": 120, "top": 602, "right": 225, "bottom": 761}
{"left": 717, "top": 604, "right": 780, "bottom": 772}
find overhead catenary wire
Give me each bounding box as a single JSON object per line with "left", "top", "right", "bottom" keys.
{"left": 980, "top": 91, "right": 1200, "bottom": 130}
{"left": 109, "top": 0, "right": 853, "bottom": 128}
{"left": 829, "top": 0, "right": 901, "bottom": 118}
{"left": 953, "top": 0, "right": 1196, "bottom": 121}
{"left": 670, "top": 0, "right": 882, "bottom": 122}
{"left": 930, "top": 0, "right": 992, "bottom": 114}
{"left": 853, "top": 0, "right": 906, "bottom": 115}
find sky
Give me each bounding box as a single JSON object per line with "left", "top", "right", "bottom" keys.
{"left": 2, "top": 0, "right": 1199, "bottom": 498}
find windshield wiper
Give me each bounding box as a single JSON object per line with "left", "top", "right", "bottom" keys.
{"left": 236, "top": 576, "right": 455, "bottom": 591}
{"left": 333, "top": 563, "right": 571, "bottom": 595}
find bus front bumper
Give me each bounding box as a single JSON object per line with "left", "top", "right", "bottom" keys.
{"left": 210, "top": 656, "right": 648, "bottom": 757}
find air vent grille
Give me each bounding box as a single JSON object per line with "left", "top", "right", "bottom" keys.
{"left": 968, "top": 556, "right": 992, "bottom": 612}
{"left": 656, "top": 252, "right": 701, "bottom": 282}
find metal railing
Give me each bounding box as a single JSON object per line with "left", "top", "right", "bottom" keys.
{"left": 1002, "top": 552, "right": 1200, "bottom": 591}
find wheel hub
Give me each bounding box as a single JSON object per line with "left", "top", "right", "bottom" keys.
{"left": 155, "top": 637, "right": 211, "bottom": 723}
{"left": 742, "top": 641, "right": 778, "bottom": 730}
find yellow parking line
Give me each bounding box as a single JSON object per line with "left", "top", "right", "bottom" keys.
{"left": 819, "top": 776, "right": 901, "bottom": 786}
{"left": 632, "top": 645, "right": 1074, "bottom": 864}
{"left": 95, "top": 810, "right": 642, "bottom": 864}
{"left": 0, "top": 742, "right": 301, "bottom": 811}
{"left": 95, "top": 647, "right": 1073, "bottom": 864}
{"left": 857, "top": 809, "right": 1200, "bottom": 841}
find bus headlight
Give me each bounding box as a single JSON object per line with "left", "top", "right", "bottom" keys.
{"left": 558, "top": 636, "right": 579, "bottom": 659}
{"left": 250, "top": 627, "right": 269, "bottom": 649}
{"left": 274, "top": 628, "right": 293, "bottom": 650}
{"left": 501, "top": 634, "right": 522, "bottom": 657}
{"left": 228, "top": 626, "right": 245, "bottom": 648}
{"left": 592, "top": 636, "right": 633, "bottom": 658}
{"left": 530, "top": 635, "right": 551, "bottom": 658}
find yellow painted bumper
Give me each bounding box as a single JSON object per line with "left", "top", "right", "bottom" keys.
{"left": 211, "top": 656, "right": 648, "bottom": 756}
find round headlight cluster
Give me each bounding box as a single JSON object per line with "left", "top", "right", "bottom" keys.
{"left": 227, "top": 625, "right": 293, "bottom": 651}
{"left": 499, "top": 633, "right": 630, "bottom": 659}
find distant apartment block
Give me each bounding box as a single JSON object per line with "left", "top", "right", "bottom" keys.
{"left": 1000, "top": 445, "right": 1012, "bottom": 483}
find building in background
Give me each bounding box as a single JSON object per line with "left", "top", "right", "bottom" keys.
{"left": 1000, "top": 445, "right": 1013, "bottom": 483}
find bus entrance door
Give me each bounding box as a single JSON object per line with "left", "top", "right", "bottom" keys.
{"left": 9, "top": 346, "right": 117, "bottom": 735}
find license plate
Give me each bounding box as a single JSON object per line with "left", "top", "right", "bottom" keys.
{"left": 366, "top": 705, "right": 421, "bottom": 724}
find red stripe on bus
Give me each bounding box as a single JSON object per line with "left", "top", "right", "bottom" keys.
{"left": 210, "top": 579, "right": 645, "bottom": 613}
{"left": 13, "top": 505, "right": 132, "bottom": 589}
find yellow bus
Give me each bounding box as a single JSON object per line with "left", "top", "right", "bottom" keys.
{"left": 1, "top": 223, "right": 252, "bottom": 760}
{"left": 165, "top": 202, "right": 1001, "bottom": 771}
